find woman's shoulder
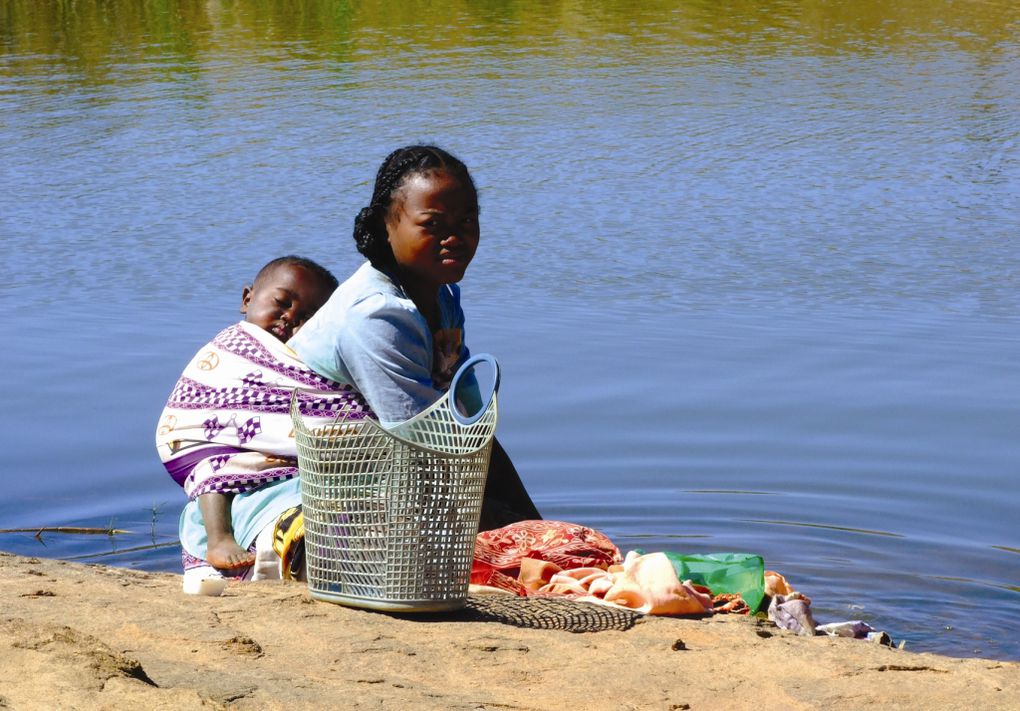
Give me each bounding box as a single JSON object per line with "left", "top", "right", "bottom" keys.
{"left": 310, "top": 263, "right": 426, "bottom": 346}
{"left": 342, "top": 263, "right": 423, "bottom": 318}
{"left": 315, "top": 262, "right": 414, "bottom": 319}
{"left": 339, "top": 262, "right": 408, "bottom": 304}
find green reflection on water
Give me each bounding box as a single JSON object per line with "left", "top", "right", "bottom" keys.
{"left": 3, "top": 0, "right": 1017, "bottom": 81}
{"left": 925, "top": 574, "right": 1020, "bottom": 595}
{"left": 741, "top": 518, "right": 905, "bottom": 538}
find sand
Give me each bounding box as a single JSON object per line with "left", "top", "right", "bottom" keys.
{"left": 0, "top": 551, "right": 1016, "bottom": 710}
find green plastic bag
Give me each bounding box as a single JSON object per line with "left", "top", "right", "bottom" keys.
{"left": 664, "top": 552, "right": 765, "bottom": 612}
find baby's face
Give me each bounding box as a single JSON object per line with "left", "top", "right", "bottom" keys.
{"left": 240, "top": 264, "right": 333, "bottom": 342}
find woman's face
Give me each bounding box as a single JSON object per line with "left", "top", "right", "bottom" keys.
{"left": 385, "top": 170, "right": 479, "bottom": 292}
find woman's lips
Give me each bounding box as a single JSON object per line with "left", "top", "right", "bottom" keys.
{"left": 440, "top": 252, "right": 468, "bottom": 266}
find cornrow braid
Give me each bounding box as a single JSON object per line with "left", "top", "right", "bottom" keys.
{"left": 353, "top": 145, "right": 477, "bottom": 271}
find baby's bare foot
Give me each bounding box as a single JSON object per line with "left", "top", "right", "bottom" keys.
{"left": 206, "top": 539, "right": 256, "bottom": 569}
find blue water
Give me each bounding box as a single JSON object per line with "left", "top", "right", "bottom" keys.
{"left": 1, "top": 0, "right": 1018, "bottom": 661}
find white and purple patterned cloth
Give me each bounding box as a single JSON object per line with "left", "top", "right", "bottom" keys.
{"left": 156, "top": 320, "right": 373, "bottom": 501}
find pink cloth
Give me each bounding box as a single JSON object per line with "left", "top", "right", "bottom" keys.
{"left": 472, "top": 521, "right": 714, "bottom": 616}
{"left": 472, "top": 520, "right": 622, "bottom": 595}
{"left": 540, "top": 551, "right": 714, "bottom": 616}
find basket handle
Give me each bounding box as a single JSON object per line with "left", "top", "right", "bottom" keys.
{"left": 288, "top": 390, "right": 303, "bottom": 432}
{"left": 449, "top": 353, "right": 500, "bottom": 426}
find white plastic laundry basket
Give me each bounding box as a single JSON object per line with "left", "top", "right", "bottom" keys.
{"left": 291, "top": 354, "right": 499, "bottom": 612}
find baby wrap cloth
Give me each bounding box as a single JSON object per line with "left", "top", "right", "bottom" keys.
{"left": 156, "top": 321, "right": 373, "bottom": 502}
{"left": 157, "top": 321, "right": 374, "bottom": 582}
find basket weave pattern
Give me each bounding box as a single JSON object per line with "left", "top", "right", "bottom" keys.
{"left": 291, "top": 392, "right": 497, "bottom": 612}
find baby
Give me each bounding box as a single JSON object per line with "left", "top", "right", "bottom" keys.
{"left": 156, "top": 256, "right": 339, "bottom": 569}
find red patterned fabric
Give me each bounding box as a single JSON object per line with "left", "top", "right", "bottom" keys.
{"left": 472, "top": 520, "right": 622, "bottom": 595}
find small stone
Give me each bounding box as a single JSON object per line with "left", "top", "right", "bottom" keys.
{"left": 671, "top": 639, "right": 687, "bottom": 651}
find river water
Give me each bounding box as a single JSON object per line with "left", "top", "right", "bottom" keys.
{"left": 1, "top": 0, "right": 1018, "bottom": 660}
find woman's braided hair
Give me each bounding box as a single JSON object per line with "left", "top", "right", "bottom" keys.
{"left": 353, "top": 145, "right": 477, "bottom": 271}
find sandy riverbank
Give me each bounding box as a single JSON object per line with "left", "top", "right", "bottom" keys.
{"left": 1, "top": 551, "right": 1016, "bottom": 710}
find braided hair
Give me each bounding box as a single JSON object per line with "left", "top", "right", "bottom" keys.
{"left": 353, "top": 145, "right": 477, "bottom": 271}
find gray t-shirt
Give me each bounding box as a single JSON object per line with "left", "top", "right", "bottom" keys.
{"left": 288, "top": 262, "right": 474, "bottom": 427}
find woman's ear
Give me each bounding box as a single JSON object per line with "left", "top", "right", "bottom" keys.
{"left": 240, "top": 285, "right": 253, "bottom": 314}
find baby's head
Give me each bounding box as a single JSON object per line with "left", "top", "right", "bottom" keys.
{"left": 240, "top": 256, "right": 337, "bottom": 342}
{"left": 353, "top": 145, "right": 479, "bottom": 282}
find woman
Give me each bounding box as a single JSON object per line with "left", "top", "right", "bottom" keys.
{"left": 290, "top": 145, "right": 540, "bottom": 529}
